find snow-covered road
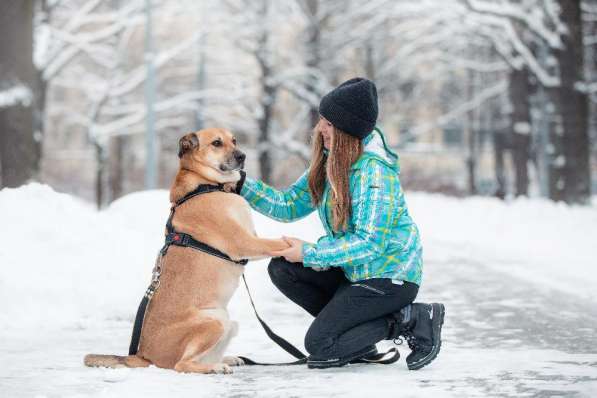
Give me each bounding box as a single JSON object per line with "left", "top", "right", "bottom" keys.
{"left": 1, "top": 184, "right": 596, "bottom": 397}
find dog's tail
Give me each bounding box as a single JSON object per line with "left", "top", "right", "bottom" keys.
{"left": 84, "top": 354, "right": 150, "bottom": 369}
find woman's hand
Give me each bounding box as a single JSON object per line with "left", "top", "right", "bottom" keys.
{"left": 269, "top": 236, "right": 307, "bottom": 263}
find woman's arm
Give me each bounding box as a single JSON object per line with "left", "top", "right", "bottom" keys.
{"left": 302, "top": 160, "right": 399, "bottom": 267}
{"left": 238, "top": 170, "right": 316, "bottom": 222}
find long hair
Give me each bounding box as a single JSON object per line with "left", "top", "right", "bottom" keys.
{"left": 308, "top": 119, "right": 364, "bottom": 231}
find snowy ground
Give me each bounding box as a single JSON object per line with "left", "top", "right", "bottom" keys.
{"left": 1, "top": 184, "right": 596, "bottom": 398}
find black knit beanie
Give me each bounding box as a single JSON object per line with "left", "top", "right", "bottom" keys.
{"left": 318, "top": 77, "right": 378, "bottom": 140}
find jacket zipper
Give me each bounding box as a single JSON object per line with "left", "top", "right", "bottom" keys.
{"left": 352, "top": 283, "right": 386, "bottom": 295}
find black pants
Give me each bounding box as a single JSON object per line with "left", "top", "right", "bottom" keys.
{"left": 267, "top": 257, "right": 419, "bottom": 360}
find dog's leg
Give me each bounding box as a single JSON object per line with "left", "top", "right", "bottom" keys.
{"left": 201, "top": 320, "right": 244, "bottom": 367}
{"left": 218, "top": 321, "right": 245, "bottom": 367}
{"left": 222, "top": 355, "right": 245, "bottom": 366}
{"left": 226, "top": 235, "right": 291, "bottom": 261}
{"left": 173, "top": 318, "right": 233, "bottom": 374}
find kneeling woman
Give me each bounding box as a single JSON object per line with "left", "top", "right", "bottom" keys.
{"left": 237, "top": 78, "right": 444, "bottom": 370}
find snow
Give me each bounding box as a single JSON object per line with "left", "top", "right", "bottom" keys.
{"left": 407, "top": 192, "right": 597, "bottom": 302}
{"left": 513, "top": 121, "right": 531, "bottom": 135}
{"left": 553, "top": 155, "right": 566, "bottom": 168}
{"left": 0, "top": 84, "right": 33, "bottom": 108}
{"left": 1, "top": 183, "right": 596, "bottom": 397}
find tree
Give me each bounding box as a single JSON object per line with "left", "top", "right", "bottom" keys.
{"left": 507, "top": 64, "right": 532, "bottom": 197}
{"left": 0, "top": 1, "right": 38, "bottom": 188}
{"left": 548, "top": 0, "right": 590, "bottom": 203}
{"left": 464, "top": 0, "right": 592, "bottom": 203}
{"left": 42, "top": 0, "right": 225, "bottom": 207}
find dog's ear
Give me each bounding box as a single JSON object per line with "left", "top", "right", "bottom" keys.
{"left": 178, "top": 133, "right": 199, "bottom": 158}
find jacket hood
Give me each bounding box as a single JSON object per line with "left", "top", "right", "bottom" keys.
{"left": 356, "top": 127, "right": 400, "bottom": 173}
{"left": 323, "top": 127, "right": 400, "bottom": 173}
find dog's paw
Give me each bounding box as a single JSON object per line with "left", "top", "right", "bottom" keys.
{"left": 222, "top": 356, "right": 245, "bottom": 366}
{"left": 210, "top": 363, "right": 233, "bottom": 374}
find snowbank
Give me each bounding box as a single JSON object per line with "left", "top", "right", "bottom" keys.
{"left": 1, "top": 183, "right": 596, "bottom": 332}
{"left": 1, "top": 183, "right": 596, "bottom": 397}
{"left": 0, "top": 183, "right": 324, "bottom": 333}
{"left": 407, "top": 193, "right": 597, "bottom": 302}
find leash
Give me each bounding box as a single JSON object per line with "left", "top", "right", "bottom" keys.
{"left": 238, "top": 274, "right": 401, "bottom": 367}
{"left": 128, "top": 183, "right": 398, "bottom": 367}
{"left": 237, "top": 274, "right": 308, "bottom": 366}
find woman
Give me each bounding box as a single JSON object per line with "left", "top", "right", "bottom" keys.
{"left": 236, "top": 77, "right": 444, "bottom": 370}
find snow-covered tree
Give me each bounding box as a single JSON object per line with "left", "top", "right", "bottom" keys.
{"left": 41, "top": 0, "right": 227, "bottom": 207}
{"left": 464, "top": 0, "right": 592, "bottom": 204}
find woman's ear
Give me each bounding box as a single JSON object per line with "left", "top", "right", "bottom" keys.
{"left": 178, "top": 133, "right": 199, "bottom": 158}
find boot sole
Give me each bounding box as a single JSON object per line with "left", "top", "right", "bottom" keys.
{"left": 307, "top": 346, "right": 377, "bottom": 369}
{"left": 407, "top": 303, "right": 445, "bottom": 370}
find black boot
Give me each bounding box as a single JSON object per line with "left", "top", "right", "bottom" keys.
{"left": 387, "top": 302, "right": 445, "bottom": 370}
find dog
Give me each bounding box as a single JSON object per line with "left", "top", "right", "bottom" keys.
{"left": 84, "top": 128, "right": 290, "bottom": 374}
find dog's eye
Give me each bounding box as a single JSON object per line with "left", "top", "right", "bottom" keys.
{"left": 232, "top": 139, "right": 237, "bottom": 146}
{"left": 212, "top": 140, "right": 223, "bottom": 147}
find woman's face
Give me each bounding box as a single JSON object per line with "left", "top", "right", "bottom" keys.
{"left": 319, "top": 116, "right": 333, "bottom": 150}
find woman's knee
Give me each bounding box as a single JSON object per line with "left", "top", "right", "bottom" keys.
{"left": 267, "top": 257, "right": 298, "bottom": 287}
{"left": 304, "top": 320, "right": 335, "bottom": 357}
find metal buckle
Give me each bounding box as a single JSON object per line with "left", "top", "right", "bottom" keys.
{"left": 145, "top": 279, "right": 160, "bottom": 299}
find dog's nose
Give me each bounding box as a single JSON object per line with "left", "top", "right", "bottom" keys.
{"left": 234, "top": 151, "right": 246, "bottom": 163}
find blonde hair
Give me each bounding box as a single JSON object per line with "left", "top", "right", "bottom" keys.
{"left": 308, "top": 119, "right": 363, "bottom": 231}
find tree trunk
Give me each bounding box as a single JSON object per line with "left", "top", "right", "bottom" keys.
{"left": 493, "top": 131, "right": 507, "bottom": 199}
{"left": 305, "top": 0, "right": 322, "bottom": 129}
{"left": 0, "top": 0, "right": 38, "bottom": 188}
{"left": 94, "top": 140, "right": 107, "bottom": 209}
{"left": 508, "top": 66, "right": 532, "bottom": 197}
{"left": 256, "top": 0, "right": 276, "bottom": 183}
{"left": 364, "top": 42, "right": 376, "bottom": 81}
{"left": 258, "top": 67, "right": 276, "bottom": 183}
{"left": 549, "top": 0, "right": 591, "bottom": 204}
{"left": 109, "top": 135, "right": 126, "bottom": 202}
{"left": 466, "top": 69, "right": 478, "bottom": 195}
{"left": 586, "top": 9, "right": 597, "bottom": 194}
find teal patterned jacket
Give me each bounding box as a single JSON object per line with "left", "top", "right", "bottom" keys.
{"left": 239, "top": 127, "right": 423, "bottom": 286}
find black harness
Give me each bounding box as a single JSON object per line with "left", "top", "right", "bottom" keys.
{"left": 127, "top": 183, "right": 398, "bottom": 367}
{"left": 127, "top": 184, "right": 242, "bottom": 356}
{"left": 161, "top": 184, "right": 249, "bottom": 265}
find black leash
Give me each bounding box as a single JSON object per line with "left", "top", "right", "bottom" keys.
{"left": 237, "top": 274, "right": 308, "bottom": 366}
{"left": 128, "top": 183, "right": 398, "bottom": 367}
{"left": 128, "top": 296, "right": 149, "bottom": 355}
{"left": 237, "top": 273, "right": 401, "bottom": 367}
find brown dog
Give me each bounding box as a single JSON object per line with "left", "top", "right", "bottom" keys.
{"left": 84, "top": 128, "right": 289, "bottom": 374}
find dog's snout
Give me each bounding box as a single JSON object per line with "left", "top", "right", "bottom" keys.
{"left": 234, "top": 150, "right": 246, "bottom": 163}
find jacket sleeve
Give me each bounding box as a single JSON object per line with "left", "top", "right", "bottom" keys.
{"left": 302, "top": 160, "right": 398, "bottom": 267}
{"left": 239, "top": 170, "right": 316, "bottom": 222}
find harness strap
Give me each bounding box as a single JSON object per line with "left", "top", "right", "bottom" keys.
{"left": 166, "top": 183, "right": 225, "bottom": 235}
{"left": 165, "top": 232, "right": 248, "bottom": 265}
